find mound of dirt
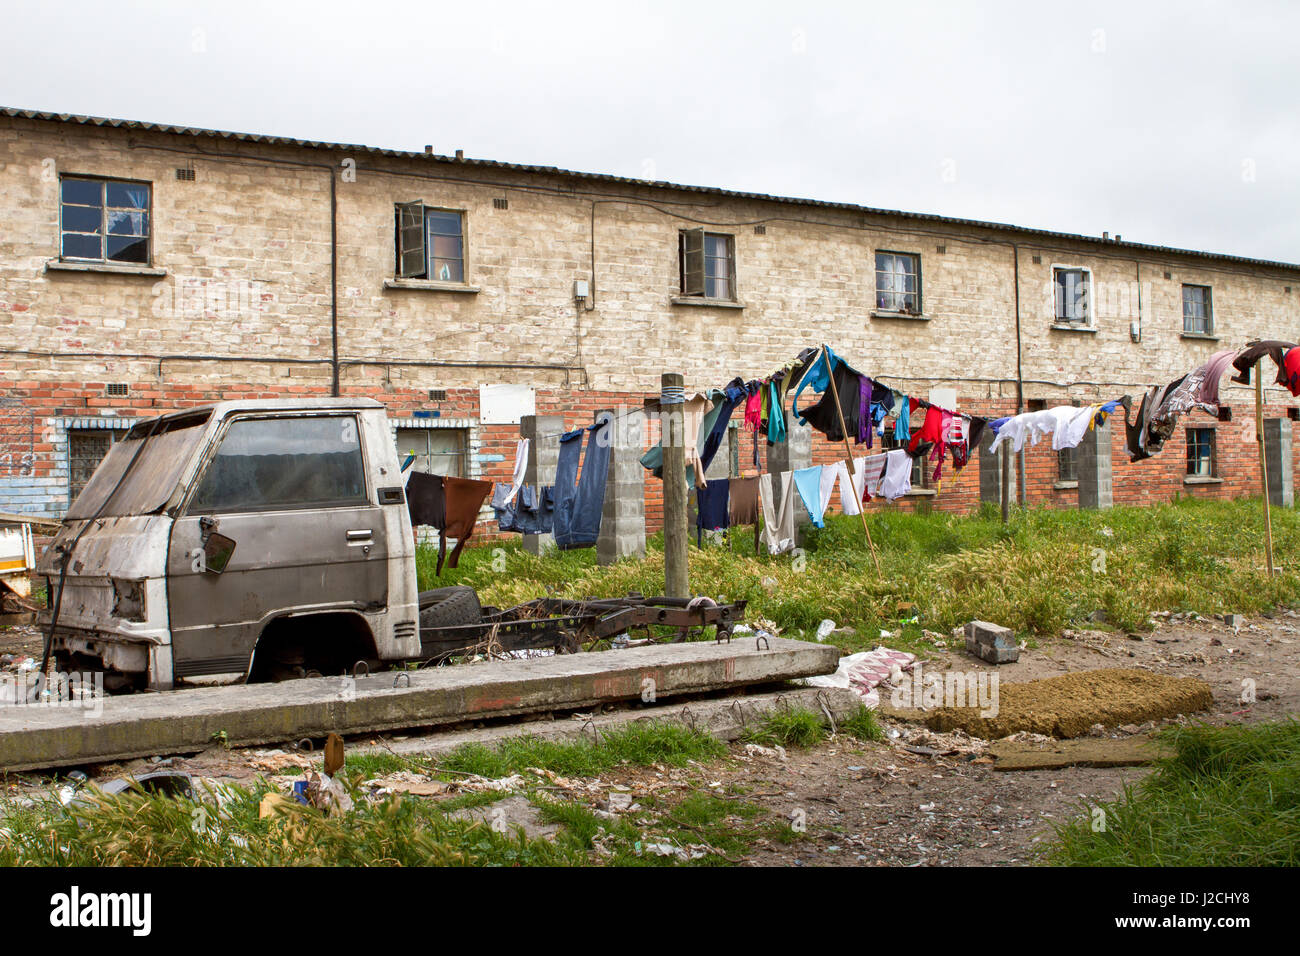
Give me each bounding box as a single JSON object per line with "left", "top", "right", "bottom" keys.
{"left": 923, "top": 668, "right": 1213, "bottom": 739}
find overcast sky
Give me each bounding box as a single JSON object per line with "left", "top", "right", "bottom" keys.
{"left": 4, "top": 0, "right": 1297, "bottom": 261}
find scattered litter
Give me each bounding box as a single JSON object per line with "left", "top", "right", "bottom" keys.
{"left": 637, "top": 841, "right": 708, "bottom": 861}
{"left": 743, "top": 742, "right": 788, "bottom": 761}
{"left": 815, "top": 619, "right": 836, "bottom": 642}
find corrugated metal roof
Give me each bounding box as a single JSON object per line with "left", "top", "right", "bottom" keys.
{"left": 5, "top": 104, "right": 1299, "bottom": 273}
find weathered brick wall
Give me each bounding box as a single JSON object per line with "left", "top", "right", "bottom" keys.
{"left": 1, "top": 114, "right": 1298, "bottom": 526}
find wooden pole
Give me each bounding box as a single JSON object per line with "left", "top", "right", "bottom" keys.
{"left": 1256, "top": 371, "right": 1277, "bottom": 577}
{"left": 661, "top": 372, "right": 690, "bottom": 597}
{"left": 821, "top": 348, "right": 882, "bottom": 574}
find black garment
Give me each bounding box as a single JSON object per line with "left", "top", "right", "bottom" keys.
{"left": 1230, "top": 340, "right": 1299, "bottom": 386}
{"left": 799, "top": 360, "right": 867, "bottom": 443}
{"left": 407, "top": 471, "right": 446, "bottom": 530}
{"left": 966, "top": 416, "right": 988, "bottom": 451}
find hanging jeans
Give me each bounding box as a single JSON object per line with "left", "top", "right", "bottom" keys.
{"left": 553, "top": 416, "right": 612, "bottom": 550}
{"left": 695, "top": 478, "right": 731, "bottom": 546}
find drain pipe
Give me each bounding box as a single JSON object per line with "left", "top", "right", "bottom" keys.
{"left": 1013, "top": 242, "right": 1027, "bottom": 507}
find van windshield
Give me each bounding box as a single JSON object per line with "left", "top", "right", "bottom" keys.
{"left": 66, "top": 413, "right": 212, "bottom": 519}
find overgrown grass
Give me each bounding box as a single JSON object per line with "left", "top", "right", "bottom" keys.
{"left": 0, "top": 722, "right": 765, "bottom": 867}
{"left": 840, "top": 706, "right": 887, "bottom": 743}
{"left": 1043, "top": 720, "right": 1300, "bottom": 866}
{"left": 742, "top": 707, "right": 829, "bottom": 748}
{"left": 434, "top": 722, "right": 727, "bottom": 779}
{"left": 426, "top": 497, "right": 1300, "bottom": 651}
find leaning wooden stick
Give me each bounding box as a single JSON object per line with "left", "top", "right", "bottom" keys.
{"left": 821, "top": 346, "right": 882, "bottom": 574}
{"left": 1256, "top": 370, "right": 1277, "bottom": 577}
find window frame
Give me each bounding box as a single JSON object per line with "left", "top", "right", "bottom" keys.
{"left": 874, "top": 251, "right": 923, "bottom": 316}
{"left": 1185, "top": 426, "right": 1216, "bottom": 478}
{"left": 678, "top": 228, "right": 737, "bottom": 301}
{"left": 1182, "top": 283, "right": 1214, "bottom": 335}
{"left": 394, "top": 202, "right": 469, "bottom": 284}
{"left": 1057, "top": 446, "right": 1078, "bottom": 484}
{"left": 394, "top": 426, "right": 468, "bottom": 479}
{"left": 1052, "top": 265, "right": 1092, "bottom": 327}
{"left": 185, "top": 413, "right": 373, "bottom": 516}
{"left": 67, "top": 427, "right": 129, "bottom": 500}
{"left": 58, "top": 175, "right": 153, "bottom": 267}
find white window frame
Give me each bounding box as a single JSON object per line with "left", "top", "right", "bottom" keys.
{"left": 1052, "top": 265, "right": 1093, "bottom": 327}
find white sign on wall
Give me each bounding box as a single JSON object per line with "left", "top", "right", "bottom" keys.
{"left": 479, "top": 384, "right": 537, "bottom": 425}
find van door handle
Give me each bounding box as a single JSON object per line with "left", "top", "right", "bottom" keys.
{"left": 346, "top": 529, "right": 373, "bottom": 541}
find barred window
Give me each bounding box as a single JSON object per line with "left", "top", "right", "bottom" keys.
{"left": 1054, "top": 268, "right": 1090, "bottom": 324}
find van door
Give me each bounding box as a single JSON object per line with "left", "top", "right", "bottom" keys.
{"left": 166, "top": 413, "right": 388, "bottom": 678}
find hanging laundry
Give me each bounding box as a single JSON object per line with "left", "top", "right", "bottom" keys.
{"left": 767, "top": 379, "right": 787, "bottom": 444}
{"left": 728, "top": 476, "right": 761, "bottom": 526}
{"left": 553, "top": 416, "right": 612, "bottom": 550}
{"left": 799, "top": 355, "right": 869, "bottom": 443}
{"left": 908, "top": 402, "right": 946, "bottom": 454}
{"left": 499, "top": 439, "right": 530, "bottom": 507}
{"left": 695, "top": 478, "right": 730, "bottom": 546}
{"left": 857, "top": 453, "right": 889, "bottom": 502}
{"left": 792, "top": 466, "right": 827, "bottom": 528}
{"left": 893, "top": 395, "right": 910, "bottom": 442}
{"left": 640, "top": 390, "right": 721, "bottom": 489}
{"left": 822, "top": 459, "right": 867, "bottom": 517}
{"left": 408, "top": 472, "right": 493, "bottom": 575}
{"left": 492, "top": 483, "right": 554, "bottom": 535}
{"left": 1188, "top": 349, "right": 1242, "bottom": 409}
{"left": 699, "top": 378, "right": 747, "bottom": 473}
{"left": 759, "top": 471, "right": 797, "bottom": 555}
{"left": 1231, "top": 340, "right": 1300, "bottom": 391}
{"left": 966, "top": 416, "right": 988, "bottom": 450}
{"left": 790, "top": 345, "right": 840, "bottom": 423}
{"left": 1286, "top": 348, "right": 1300, "bottom": 396}
{"left": 874, "top": 449, "right": 913, "bottom": 500}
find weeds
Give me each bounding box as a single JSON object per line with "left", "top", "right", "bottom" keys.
{"left": 1044, "top": 720, "right": 1300, "bottom": 866}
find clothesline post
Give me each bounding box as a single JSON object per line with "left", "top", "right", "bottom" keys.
{"left": 821, "top": 347, "right": 882, "bottom": 574}
{"left": 1255, "top": 371, "right": 1277, "bottom": 577}
{"left": 661, "top": 372, "right": 690, "bottom": 597}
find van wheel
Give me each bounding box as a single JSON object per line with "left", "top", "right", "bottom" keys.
{"left": 418, "top": 586, "right": 482, "bottom": 629}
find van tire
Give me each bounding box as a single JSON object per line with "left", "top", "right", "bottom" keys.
{"left": 418, "top": 586, "right": 482, "bottom": 630}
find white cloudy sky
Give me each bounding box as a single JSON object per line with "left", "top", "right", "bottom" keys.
{"left": 4, "top": 0, "right": 1297, "bottom": 261}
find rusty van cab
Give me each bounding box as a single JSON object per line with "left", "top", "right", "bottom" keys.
{"left": 36, "top": 399, "right": 420, "bottom": 691}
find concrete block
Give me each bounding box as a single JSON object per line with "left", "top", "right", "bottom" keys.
{"left": 1264, "top": 418, "right": 1293, "bottom": 508}
{"left": 964, "top": 620, "right": 1020, "bottom": 664}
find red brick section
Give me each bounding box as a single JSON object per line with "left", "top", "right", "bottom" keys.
{"left": 3, "top": 381, "right": 1294, "bottom": 535}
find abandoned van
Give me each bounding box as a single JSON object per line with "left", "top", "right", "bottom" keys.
{"left": 36, "top": 399, "right": 422, "bottom": 690}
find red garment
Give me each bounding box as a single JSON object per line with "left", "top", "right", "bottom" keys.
{"left": 907, "top": 403, "right": 944, "bottom": 455}
{"left": 1285, "top": 348, "right": 1300, "bottom": 397}
{"left": 744, "top": 390, "right": 763, "bottom": 430}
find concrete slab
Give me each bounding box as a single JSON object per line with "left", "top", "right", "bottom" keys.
{"left": 990, "top": 735, "right": 1171, "bottom": 772}
{"left": 0, "top": 637, "right": 838, "bottom": 772}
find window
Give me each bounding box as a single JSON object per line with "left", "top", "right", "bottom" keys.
{"left": 395, "top": 202, "right": 465, "bottom": 282}
{"left": 68, "top": 429, "right": 127, "bottom": 499}
{"left": 1054, "top": 268, "right": 1090, "bottom": 324}
{"left": 1057, "top": 446, "right": 1078, "bottom": 483}
{"left": 875, "top": 252, "right": 921, "bottom": 314}
{"left": 60, "top": 177, "right": 151, "bottom": 264}
{"left": 679, "top": 229, "right": 736, "bottom": 300}
{"left": 188, "top": 415, "right": 368, "bottom": 513}
{"left": 395, "top": 427, "right": 466, "bottom": 477}
{"left": 1183, "top": 284, "right": 1213, "bottom": 334}
{"left": 1186, "top": 427, "right": 1215, "bottom": 477}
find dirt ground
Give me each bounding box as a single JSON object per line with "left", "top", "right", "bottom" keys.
{"left": 2, "top": 609, "right": 1297, "bottom": 866}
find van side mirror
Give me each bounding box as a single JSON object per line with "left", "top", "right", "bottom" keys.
{"left": 203, "top": 532, "right": 236, "bottom": 574}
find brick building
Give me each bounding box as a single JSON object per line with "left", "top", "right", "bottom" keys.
{"left": 1, "top": 106, "right": 1298, "bottom": 535}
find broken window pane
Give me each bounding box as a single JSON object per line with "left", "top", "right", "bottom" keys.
{"left": 60, "top": 177, "right": 151, "bottom": 264}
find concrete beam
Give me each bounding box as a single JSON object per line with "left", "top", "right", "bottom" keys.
{"left": 1264, "top": 418, "right": 1294, "bottom": 508}
{"left": 978, "top": 427, "right": 1016, "bottom": 506}
{"left": 596, "top": 407, "right": 646, "bottom": 565}
{"left": 1076, "top": 419, "right": 1113, "bottom": 510}
{"left": 0, "top": 637, "right": 839, "bottom": 772}
{"left": 519, "top": 414, "right": 562, "bottom": 554}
